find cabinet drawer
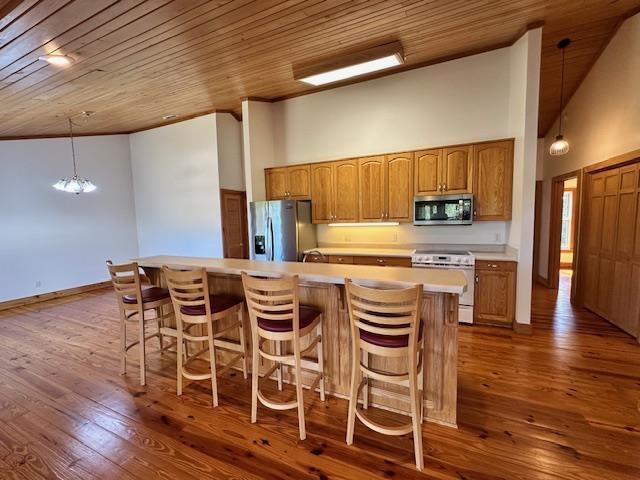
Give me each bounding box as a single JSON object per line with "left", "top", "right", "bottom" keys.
{"left": 475, "top": 260, "right": 517, "bottom": 272}
{"left": 354, "top": 256, "right": 412, "bottom": 267}
{"left": 304, "top": 254, "right": 328, "bottom": 263}
{"left": 329, "top": 255, "right": 354, "bottom": 264}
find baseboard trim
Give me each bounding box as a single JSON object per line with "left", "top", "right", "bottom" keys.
{"left": 513, "top": 322, "right": 533, "bottom": 334}
{"left": 0, "top": 281, "right": 112, "bottom": 312}
{"left": 535, "top": 274, "right": 549, "bottom": 287}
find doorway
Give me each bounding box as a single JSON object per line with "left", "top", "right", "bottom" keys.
{"left": 547, "top": 170, "right": 581, "bottom": 297}
{"left": 220, "top": 189, "right": 249, "bottom": 259}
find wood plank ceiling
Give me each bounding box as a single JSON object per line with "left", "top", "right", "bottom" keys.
{"left": 0, "top": 0, "right": 639, "bottom": 138}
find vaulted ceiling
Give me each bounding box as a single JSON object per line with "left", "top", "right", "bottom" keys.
{"left": 0, "top": 0, "right": 638, "bottom": 138}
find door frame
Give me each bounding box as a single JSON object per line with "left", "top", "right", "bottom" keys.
{"left": 547, "top": 170, "right": 582, "bottom": 292}
{"left": 220, "top": 189, "right": 249, "bottom": 259}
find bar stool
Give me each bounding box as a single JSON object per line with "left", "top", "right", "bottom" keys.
{"left": 344, "top": 279, "right": 425, "bottom": 470}
{"left": 163, "top": 266, "right": 248, "bottom": 407}
{"left": 106, "top": 260, "right": 173, "bottom": 386}
{"left": 241, "top": 272, "right": 325, "bottom": 441}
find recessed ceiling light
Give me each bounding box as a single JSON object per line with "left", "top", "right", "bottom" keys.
{"left": 38, "top": 54, "right": 75, "bottom": 67}
{"left": 162, "top": 114, "right": 177, "bottom": 120}
{"left": 295, "top": 42, "right": 404, "bottom": 86}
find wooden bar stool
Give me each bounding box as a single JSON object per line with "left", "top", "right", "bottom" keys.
{"left": 163, "top": 266, "right": 248, "bottom": 407}
{"left": 241, "top": 272, "right": 325, "bottom": 441}
{"left": 106, "top": 260, "right": 173, "bottom": 386}
{"left": 344, "top": 279, "right": 425, "bottom": 470}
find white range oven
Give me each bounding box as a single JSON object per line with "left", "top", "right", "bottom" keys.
{"left": 411, "top": 250, "right": 475, "bottom": 324}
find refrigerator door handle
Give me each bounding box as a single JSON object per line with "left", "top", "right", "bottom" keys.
{"left": 266, "top": 216, "right": 274, "bottom": 261}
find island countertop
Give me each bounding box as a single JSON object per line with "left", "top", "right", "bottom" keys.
{"left": 134, "top": 255, "right": 467, "bottom": 295}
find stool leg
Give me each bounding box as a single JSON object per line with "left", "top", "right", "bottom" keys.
{"left": 362, "top": 351, "right": 369, "bottom": 409}
{"left": 294, "top": 340, "right": 306, "bottom": 441}
{"left": 275, "top": 340, "right": 283, "bottom": 391}
{"left": 176, "top": 319, "right": 184, "bottom": 396}
{"left": 156, "top": 307, "right": 164, "bottom": 353}
{"left": 120, "top": 308, "right": 127, "bottom": 375}
{"left": 346, "top": 346, "right": 359, "bottom": 445}
{"left": 139, "top": 309, "right": 146, "bottom": 386}
{"left": 317, "top": 322, "right": 325, "bottom": 401}
{"left": 251, "top": 331, "right": 260, "bottom": 423}
{"left": 418, "top": 352, "right": 424, "bottom": 424}
{"left": 207, "top": 320, "right": 219, "bottom": 407}
{"left": 238, "top": 307, "right": 248, "bottom": 380}
{"left": 409, "top": 356, "right": 424, "bottom": 470}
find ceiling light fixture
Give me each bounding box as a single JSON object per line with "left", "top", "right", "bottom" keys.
{"left": 52, "top": 116, "right": 97, "bottom": 194}
{"left": 549, "top": 38, "right": 571, "bottom": 156}
{"left": 38, "top": 54, "right": 75, "bottom": 67}
{"left": 328, "top": 222, "right": 400, "bottom": 227}
{"left": 295, "top": 42, "right": 404, "bottom": 86}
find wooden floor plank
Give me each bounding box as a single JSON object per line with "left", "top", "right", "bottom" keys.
{"left": 0, "top": 273, "right": 638, "bottom": 478}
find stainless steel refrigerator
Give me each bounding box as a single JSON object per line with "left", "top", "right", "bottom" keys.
{"left": 249, "top": 200, "right": 317, "bottom": 262}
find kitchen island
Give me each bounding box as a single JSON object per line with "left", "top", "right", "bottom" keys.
{"left": 135, "top": 255, "right": 466, "bottom": 427}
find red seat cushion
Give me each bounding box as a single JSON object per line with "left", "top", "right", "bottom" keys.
{"left": 180, "top": 294, "right": 242, "bottom": 316}
{"left": 123, "top": 286, "right": 170, "bottom": 305}
{"left": 257, "top": 305, "right": 321, "bottom": 332}
{"left": 359, "top": 320, "right": 424, "bottom": 348}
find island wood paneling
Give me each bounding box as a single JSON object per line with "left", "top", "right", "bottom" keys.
{"left": 0, "top": 1, "right": 638, "bottom": 137}
{"left": 142, "top": 267, "right": 459, "bottom": 426}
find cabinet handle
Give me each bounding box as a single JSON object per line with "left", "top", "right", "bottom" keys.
{"left": 473, "top": 209, "right": 477, "bottom": 217}
{"left": 438, "top": 183, "right": 442, "bottom": 192}
{"left": 490, "top": 264, "right": 498, "bottom": 268}
{"left": 475, "top": 275, "right": 479, "bottom": 283}
{"left": 376, "top": 259, "right": 385, "bottom": 264}
{"left": 444, "top": 183, "right": 448, "bottom": 191}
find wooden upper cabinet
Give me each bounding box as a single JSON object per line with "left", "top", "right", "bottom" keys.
{"left": 442, "top": 145, "right": 472, "bottom": 194}
{"left": 332, "top": 160, "right": 359, "bottom": 222}
{"left": 265, "top": 165, "right": 310, "bottom": 200}
{"left": 415, "top": 149, "right": 442, "bottom": 196}
{"left": 287, "top": 165, "right": 311, "bottom": 199}
{"left": 473, "top": 140, "right": 513, "bottom": 220}
{"left": 265, "top": 168, "right": 288, "bottom": 200}
{"left": 310, "top": 163, "right": 334, "bottom": 223}
{"left": 386, "top": 152, "right": 413, "bottom": 222}
{"left": 358, "top": 156, "right": 386, "bottom": 222}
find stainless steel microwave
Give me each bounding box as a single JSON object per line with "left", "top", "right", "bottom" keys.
{"left": 413, "top": 194, "right": 473, "bottom": 225}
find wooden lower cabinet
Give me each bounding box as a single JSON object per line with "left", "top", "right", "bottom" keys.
{"left": 473, "top": 260, "right": 517, "bottom": 326}
{"left": 353, "top": 256, "right": 412, "bottom": 267}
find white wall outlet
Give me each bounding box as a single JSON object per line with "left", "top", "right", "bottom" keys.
{"left": 494, "top": 232, "right": 501, "bottom": 242}
{"left": 392, "top": 232, "right": 398, "bottom": 242}
{"left": 35, "top": 280, "right": 42, "bottom": 288}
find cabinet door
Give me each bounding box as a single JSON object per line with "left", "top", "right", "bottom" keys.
{"left": 473, "top": 268, "right": 515, "bottom": 326}
{"left": 287, "top": 165, "right": 310, "bottom": 199}
{"left": 473, "top": 140, "right": 513, "bottom": 220}
{"left": 386, "top": 152, "right": 413, "bottom": 222}
{"left": 442, "top": 145, "right": 472, "bottom": 193}
{"left": 332, "top": 160, "right": 359, "bottom": 222}
{"left": 414, "top": 149, "right": 442, "bottom": 196}
{"left": 265, "top": 168, "right": 288, "bottom": 200}
{"left": 358, "top": 156, "right": 386, "bottom": 222}
{"left": 310, "top": 163, "right": 333, "bottom": 224}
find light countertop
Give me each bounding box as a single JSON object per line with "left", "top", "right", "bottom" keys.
{"left": 305, "top": 247, "right": 518, "bottom": 262}
{"left": 304, "top": 247, "right": 415, "bottom": 257}
{"left": 134, "top": 255, "right": 467, "bottom": 295}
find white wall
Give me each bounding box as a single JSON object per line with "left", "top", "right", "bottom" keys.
{"left": 130, "top": 114, "right": 224, "bottom": 258}
{"left": 538, "top": 12, "right": 640, "bottom": 278}
{"left": 0, "top": 135, "right": 138, "bottom": 302}
{"left": 506, "top": 28, "right": 542, "bottom": 325}
{"left": 242, "top": 101, "right": 275, "bottom": 201}
{"left": 216, "top": 112, "right": 245, "bottom": 191}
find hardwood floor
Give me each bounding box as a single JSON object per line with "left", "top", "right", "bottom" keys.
{"left": 0, "top": 275, "right": 638, "bottom": 479}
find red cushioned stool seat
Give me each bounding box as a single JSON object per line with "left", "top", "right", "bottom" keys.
{"left": 123, "top": 286, "right": 170, "bottom": 304}
{"left": 257, "top": 305, "right": 320, "bottom": 332}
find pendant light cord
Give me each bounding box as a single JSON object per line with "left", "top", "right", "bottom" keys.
{"left": 68, "top": 117, "right": 78, "bottom": 176}
{"left": 558, "top": 45, "right": 566, "bottom": 135}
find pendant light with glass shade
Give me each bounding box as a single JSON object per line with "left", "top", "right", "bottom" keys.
{"left": 549, "top": 38, "right": 571, "bottom": 156}
{"left": 52, "top": 115, "right": 97, "bottom": 194}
